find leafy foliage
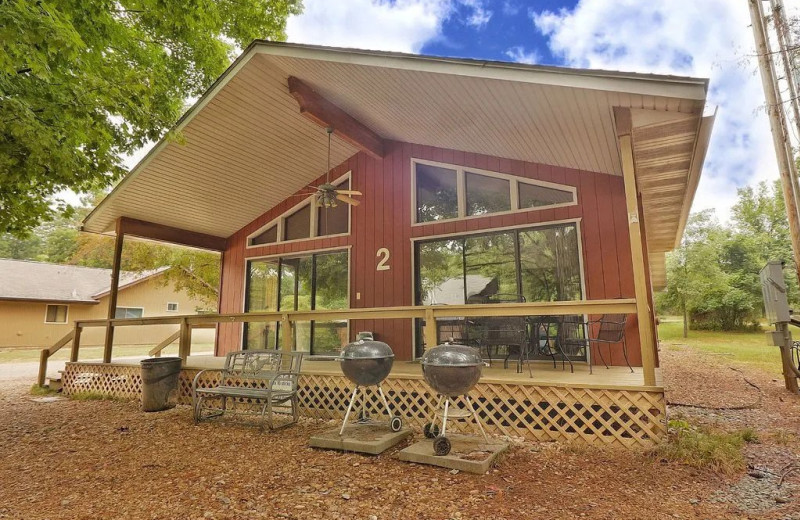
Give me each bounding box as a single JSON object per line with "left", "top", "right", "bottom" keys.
{"left": 1, "top": 0, "right": 301, "bottom": 235}
{"left": 659, "top": 180, "right": 797, "bottom": 332}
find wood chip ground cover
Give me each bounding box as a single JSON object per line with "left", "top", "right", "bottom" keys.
{"left": 1, "top": 345, "right": 798, "bottom": 519}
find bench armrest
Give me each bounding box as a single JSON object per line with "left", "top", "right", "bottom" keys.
{"left": 192, "top": 368, "right": 222, "bottom": 393}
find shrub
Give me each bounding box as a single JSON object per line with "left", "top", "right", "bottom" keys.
{"left": 650, "top": 419, "right": 757, "bottom": 475}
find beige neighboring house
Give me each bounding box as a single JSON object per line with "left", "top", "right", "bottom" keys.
{"left": 0, "top": 258, "right": 214, "bottom": 348}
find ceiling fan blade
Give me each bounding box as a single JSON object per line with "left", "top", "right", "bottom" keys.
{"left": 335, "top": 190, "right": 362, "bottom": 196}
{"left": 336, "top": 193, "right": 361, "bottom": 206}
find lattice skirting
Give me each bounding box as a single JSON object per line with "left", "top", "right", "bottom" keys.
{"left": 61, "top": 363, "right": 666, "bottom": 448}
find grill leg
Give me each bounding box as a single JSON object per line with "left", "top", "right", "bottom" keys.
{"left": 377, "top": 385, "right": 393, "bottom": 418}
{"left": 340, "top": 386, "right": 360, "bottom": 436}
{"left": 441, "top": 398, "right": 450, "bottom": 437}
{"left": 465, "top": 395, "right": 489, "bottom": 442}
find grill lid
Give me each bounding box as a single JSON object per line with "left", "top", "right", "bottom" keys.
{"left": 421, "top": 344, "right": 482, "bottom": 367}
{"left": 340, "top": 339, "right": 395, "bottom": 360}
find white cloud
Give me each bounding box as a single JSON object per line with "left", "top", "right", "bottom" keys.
{"left": 505, "top": 45, "right": 539, "bottom": 65}
{"left": 286, "top": 0, "right": 452, "bottom": 53}
{"left": 459, "top": 0, "right": 492, "bottom": 28}
{"left": 532, "top": 0, "right": 800, "bottom": 223}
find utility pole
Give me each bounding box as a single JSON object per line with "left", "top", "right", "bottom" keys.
{"left": 749, "top": 0, "right": 800, "bottom": 287}
{"left": 769, "top": 0, "right": 800, "bottom": 215}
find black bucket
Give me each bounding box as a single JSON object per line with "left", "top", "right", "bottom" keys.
{"left": 140, "top": 357, "right": 182, "bottom": 412}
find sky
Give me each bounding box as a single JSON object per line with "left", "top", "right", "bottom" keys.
{"left": 282, "top": 0, "right": 800, "bottom": 223}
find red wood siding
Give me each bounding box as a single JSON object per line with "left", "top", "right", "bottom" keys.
{"left": 217, "top": 141, "right": 648, "bottom": 366}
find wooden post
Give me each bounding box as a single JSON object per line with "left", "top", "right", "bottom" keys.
{"left": 777, "top": 322, "right": 800, "bottom": 394}
{"left": 178, "top": 318, "right": 192, "bottom": 364}
{"left": 103, "top": 219, "right": 124, "bottom": 363}
{"left": 37, "top": 350, "right": 49, "bottom": 388}
{"left": 281, "top": 314, "right": 294, "bottom": 352}
{"left": 615, "top": 109, "right": 657, "bottom": 387}
{"left": 424, "top": 308, "right": 438, "bottom": 351}
{"left": 70, "top": 324, "right": 82, "bottom": 362}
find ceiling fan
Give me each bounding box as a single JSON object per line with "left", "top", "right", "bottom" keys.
{"left": 296, "top": 126, "right": 362, "bottom": 208}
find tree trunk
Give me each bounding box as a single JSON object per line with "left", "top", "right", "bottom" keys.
{"left": 682, "top": 302, "right": 689, "bottom": 339}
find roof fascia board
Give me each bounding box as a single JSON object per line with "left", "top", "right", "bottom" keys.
{"left": 0, "top": 297, "right": 99, "bottom": 305}
{"left": 253, "top": 42, "right": 709, "bottom": 101}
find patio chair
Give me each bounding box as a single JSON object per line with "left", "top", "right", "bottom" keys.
{"left": 588, "top": 314, "right": 633, "bottom": 373}
{"left": 474, "top": 294, "right": 531, "bottom": 375}
{"left": 529, "top": 315, "right": 579, "bottom": 373}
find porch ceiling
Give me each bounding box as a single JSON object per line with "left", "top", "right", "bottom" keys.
{"left": 83, "top": 42, "right": 713, "bottom": 285}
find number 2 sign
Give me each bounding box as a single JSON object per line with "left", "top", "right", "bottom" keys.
{"left": 376, "top": 248, "right": 390, "bottom": 271}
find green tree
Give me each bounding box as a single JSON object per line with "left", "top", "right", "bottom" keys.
{"left": 1, "top": 0, "right": 301, "bottom": 235}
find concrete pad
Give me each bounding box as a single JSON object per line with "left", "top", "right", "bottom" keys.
{"left": 398, "top": 434, "right": 509, "bottom": 474}
{"left": 309, "top": 422, "right": 413, "bottom": 455}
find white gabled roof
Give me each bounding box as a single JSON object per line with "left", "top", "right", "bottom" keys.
{"left": 82, "top": 42, "right": 714, "bottom": 289}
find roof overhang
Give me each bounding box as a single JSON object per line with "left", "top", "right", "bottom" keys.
{"left": 82, "top": 42, "right": 713, "bottom": 289}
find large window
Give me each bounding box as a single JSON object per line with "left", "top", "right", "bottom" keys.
{"left": 414, "top": 223, "right": 583, "bottom": 357}
{"left": 244, "top": 250, "right": 349, "bottom": 354}
{"left": 413, "top": 160, "right": 576, "bottom": 224}
{"left": 247, "top": 174, "right": 352, "bottom": 247}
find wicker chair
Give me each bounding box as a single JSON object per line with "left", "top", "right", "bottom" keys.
{"left": 588, "top": 314, "right": 632, "bottom": 373}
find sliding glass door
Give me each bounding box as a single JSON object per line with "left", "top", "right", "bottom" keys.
{"left": 414, "top": 222, "right": 584, "bottom": 358}
{"left": 244, "top": 250, "right": 349, "bottom": 354}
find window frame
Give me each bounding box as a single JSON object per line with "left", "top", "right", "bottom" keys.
{"left": 410, "top": 158, "right": 577, "bottom": 226}
{"left": 166, "top": 302, "right": 179, "bottom": 312}
{"left": 242, "top": 246, "right": 352, "bottom": 354}
{"left": 246, "top": 171, "right": 353, "bottom": 248}
{"left": 44, "top": 304, "right": 69, "bottom": 324}
{"left": 114, "top": 307, "right": 144, "bottom": 319}
{"left": 409, "top": 218, "right": 586, "bottom": 359}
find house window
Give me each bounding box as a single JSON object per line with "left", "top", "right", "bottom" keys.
{"left": 115, "top": 307, "right": 144, "bottom": 319}
{"left": 414, "top": 222, "right": 583, "bottom": 358}
{"left": 166, "top": 302, "right": 179, "bottom": 312}
{"left": 317, "top": 179, "right": 350, "bottom": 236}
{"left": 465, "top": 172, "right": 511, "bottom": 216}
{"left": 244, "top": 250, "right": 349, "bottom": 355}
{"left": 246, "top": 172, "right": 352, "bottom": 247}
{"left": 415, "top": 163, "right": 459, "bottom": 223}
{"left": 412, "top": 160, "right": 577, "bottom": 224}
{"left": 518, "top": 182, "right": 575, "bottom": 209}
{"left": 283, "top": 204, "right": 311, "bottom": 241}
{"left": 45, "top": 304, "right": 68, "bottom": 323}
{"left": 250, "top": 224, "right": 278, "bottom": 246}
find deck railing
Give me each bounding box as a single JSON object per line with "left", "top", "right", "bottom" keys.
{"left": 37, "top": 299, "right": 638, "bottom": 387}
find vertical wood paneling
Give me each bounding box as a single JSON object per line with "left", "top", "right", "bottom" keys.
{"left": 218, "top": 140, "right": 649, "bottom": 365}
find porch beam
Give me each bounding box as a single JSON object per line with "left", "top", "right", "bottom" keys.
{"left": 614, "top": 107, "right": 658, "bottom": 387}
{"left": 118, "top": 217, "right": 227, "bottom": 251}
{"left": 287, "top": 76, "right": 385, "bottom": 159}
{"left": 103, "top": 218, "right": 124, "bottom": 363}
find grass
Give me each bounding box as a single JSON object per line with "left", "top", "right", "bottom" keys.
{"left": 0, "top": 343, "right": 215, "bottom": 364}
{"left": 650, "top": 418, "right": 758, "bottom": 474}
{"left": 29, "top": 384, "right": 58, "bottom": 396}
{"left": 69, "top": 391, "right": 126, "bottom": 401}
{"left": 658, "top": 317, "right": 783, "bottom": 376}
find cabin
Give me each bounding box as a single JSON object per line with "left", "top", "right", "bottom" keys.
{"left": 0, "top": 259, "right": 213, "bottom": 348}
{"left": 52, "top": 42, "right": 715, "bottom": 447}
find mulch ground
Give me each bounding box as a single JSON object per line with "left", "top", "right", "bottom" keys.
{"left": 1, "top": 345, "right": 799, "bottom": 520}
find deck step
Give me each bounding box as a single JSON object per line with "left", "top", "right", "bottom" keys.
{"left": 46, "top": 373, "right": 63, "bottom": 392}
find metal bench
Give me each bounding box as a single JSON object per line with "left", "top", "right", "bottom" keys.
{"left": 192, "top": 350, "right": 304, "bottom": 430}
